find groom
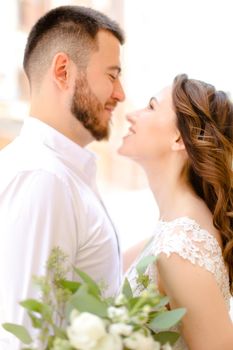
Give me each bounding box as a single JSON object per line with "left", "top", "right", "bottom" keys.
{"left": 0, "top": 5, "right": 125, "bottom": 349}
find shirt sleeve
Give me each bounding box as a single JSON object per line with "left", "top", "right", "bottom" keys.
{"left": 0, "top": 170, "right": 77, "bottom": 348}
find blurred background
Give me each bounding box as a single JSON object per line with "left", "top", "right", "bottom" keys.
{"left": 0, "top": 0, "right": 233, "bottom": 313}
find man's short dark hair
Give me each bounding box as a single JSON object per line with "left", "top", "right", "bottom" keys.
{"left": 23, "top": 5, "right": 125, "bottom": 84}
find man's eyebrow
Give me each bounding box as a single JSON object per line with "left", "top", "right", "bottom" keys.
{"left": 108, "top": 65, "right": 122, "bottom": 74}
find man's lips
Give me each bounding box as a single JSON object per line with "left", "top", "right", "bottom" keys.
{"left": 105, "top": 103, "right": 117, "bottom": 113}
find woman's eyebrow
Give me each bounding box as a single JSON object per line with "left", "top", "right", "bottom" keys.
{"left": 149, "top": 96, "right": 159, "bottom": 105}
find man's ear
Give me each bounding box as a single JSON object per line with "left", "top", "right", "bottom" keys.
{"left": 171, "top": 132, "right": 186, "bottom": 151}
{"left": 51, "top": 52, "right": 71, "bottom": 90}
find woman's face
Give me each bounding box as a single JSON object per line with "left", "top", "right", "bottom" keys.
{"left": 118, "top": 86, "right": 180, "bottom": 163}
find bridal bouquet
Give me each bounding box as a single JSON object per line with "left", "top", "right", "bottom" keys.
{"left": 3, "top": 247, "right": 185, "bottom": 350}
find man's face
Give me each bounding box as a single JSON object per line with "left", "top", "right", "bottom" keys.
{"left": 71, "top": 73, "right": 111, "bottom": 140}
{"left": 71, "top": 30, "right": 125, "bottom": 141}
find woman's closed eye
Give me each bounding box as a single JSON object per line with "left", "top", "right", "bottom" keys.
{"left": 148, "top": 102, "right": 154, "bottom": 110}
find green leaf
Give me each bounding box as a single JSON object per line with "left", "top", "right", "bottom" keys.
{"left": 20, "top": 299, "right": 43, "bottom": 313}
{"left": 2, "top": 323, "right": 32, "bottom": 344}
{"left": 46, "top": 335, "right": 56, "bottom": 349}
{"left": 59, "top": 279, "right": 81, "bottom": 294}
{"left": 74, "top": 268, "right": 101, "bottom": 297}
{"left": 66, "top": 286, "right": 108, "bottom": 318}
{"left": 21, "top": 299, "right": 52, "bottom": 323}
{"left": 28, "top": 312, "right": 43, "bottom": 329}
{"left": 148, "top": 308, "right": 186, "bottom": 331}
{"left": 136, "top": 274, "right": 150, "bottom": 289}
{"left": 122, "top": 277, "right": 133, "bottom": 299}
{"left": 136, "top": 255, "right": 157, "bottom": 275}
{"left": 68, "top": 294, "right": 108, "bottom": 318}
{"left": 41, "top": 303, "right": 53, "bottom": 322}
{"left": 153, "top": 296, "right": 169, "bottom": 310}
{"left": 105, "top": 296, "right": 115, "bottom": 306}
{"left": 53, "top": 325, "right": 67, "bottom": 339}
{"left": 128, "top": 296, "right": 141, "bottom": 310}
{"left": 153, "top": 331, "right": 180, "bottom": 345}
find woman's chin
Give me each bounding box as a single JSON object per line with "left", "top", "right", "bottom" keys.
{"left": 117, "top": 143, "right": 130, "bottom": 156}
{"left": 117, "top": 145, "right": 128, "bottom": 156}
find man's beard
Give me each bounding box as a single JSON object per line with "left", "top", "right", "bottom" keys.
{"left": 71, "top": 75, "right": 110, "bottom": 141}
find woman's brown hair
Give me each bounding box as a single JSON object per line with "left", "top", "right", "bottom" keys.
{"left": 172, "top": 74, "right": 233, "bottom": 294}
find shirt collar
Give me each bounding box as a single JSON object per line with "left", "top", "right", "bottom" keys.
{"left": 20, "top": 116, "right": 97, "bottom": 184}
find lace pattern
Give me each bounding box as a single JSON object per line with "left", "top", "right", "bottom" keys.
{"left": 125, "top": 217, "right": 231, "bottom": 350}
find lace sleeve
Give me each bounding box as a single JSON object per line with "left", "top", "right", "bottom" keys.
{"left": 151, "top": 217, "right": 230, "bottom": 303}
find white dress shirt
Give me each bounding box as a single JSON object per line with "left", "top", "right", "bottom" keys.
{"left": 0, "top": 117, "right": 121, "bottom": 349}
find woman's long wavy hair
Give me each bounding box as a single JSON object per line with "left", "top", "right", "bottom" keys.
{"left": 172, "top": 74, "right": 233, "bottom": 294}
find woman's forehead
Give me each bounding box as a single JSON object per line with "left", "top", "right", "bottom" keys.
{"left": 152, "top": 86, "right": 172, "bottom": 103}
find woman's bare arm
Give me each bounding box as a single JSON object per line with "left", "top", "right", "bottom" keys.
{"left": 157, "top": 253, "right": 233, "bottom": 350}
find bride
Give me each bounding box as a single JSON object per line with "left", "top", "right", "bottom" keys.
{"left": 118, "top": 74, "right": 233, "bottom": 349}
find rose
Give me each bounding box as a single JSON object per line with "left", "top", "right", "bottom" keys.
{"left": 124, "top": 331, "right": 161, "bottom": 350}
{"left": 67, "top": 311, "right": 106, "bottom": 349}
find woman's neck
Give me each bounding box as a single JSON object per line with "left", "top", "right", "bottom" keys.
{"left": 140, "top": 158, "right": 199, "bottom": 221}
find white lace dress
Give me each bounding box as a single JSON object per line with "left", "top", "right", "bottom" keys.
{"left": 125, "top": 217, "right": 231, "bottom": 350}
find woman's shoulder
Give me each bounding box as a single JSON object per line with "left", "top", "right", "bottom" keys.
{"left": 152, "top": 216, "right": 224, "bottom": 270}
{"left": 155, "top": 216, "right": 220, "bottom": 245}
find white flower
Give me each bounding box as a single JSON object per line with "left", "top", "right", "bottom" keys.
{"left": 67, "top": 311, "right": 106, "bottom": 350}
{"left": 107, "top": 306, "right": 129, "bottom": 322}
{"left": 142, "top": 304, "right": 151, "bottom": 314}
{"left": 91, "top": 333, "right": 123, "bottom": 350}
{"left": 162, "top": 343, "right": 172, "bottom": 350}
{"left": 109, "top": 323, "right": 133, "bottom": 336}
{"left": 131, "top": 311, "right": 148, "bottom": 325}
{"left": 124, "top": 331, "right": 161, "bottom": 350}
{"left": 70, "top": 309, "right": 80, "bottom": 321}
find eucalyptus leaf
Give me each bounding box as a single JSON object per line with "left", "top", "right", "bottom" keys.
{"left": 74, "top": 268, "right": 101, "bottom": 297}
{"left": 122, "top": 277, "right": 133, "bottom": 299}
{"left": 66, "top": 286, "right": 108, "bottom": 318}
{"left": 136, "top": 255, "right": 157, "bottom": 275}
{"left": 148, "top": 308, "right": 186, "bottom": 331}
{"left": 2, "top": 323, "right": 32, "bottom": 344}
{"left": 153, "top": 331, "right": 180, "bottom": 345}
{"left": 153, "top": 296, "right": 169, "bottom": 310}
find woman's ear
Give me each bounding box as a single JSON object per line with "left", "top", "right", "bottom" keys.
{"left": 171, "top": 132, "right": 186, "bottom": 151}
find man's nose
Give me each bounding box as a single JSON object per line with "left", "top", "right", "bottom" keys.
{"left": 112, "top": 79, "right": 125, "bottom": 102}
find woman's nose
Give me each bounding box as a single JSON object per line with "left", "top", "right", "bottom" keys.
{"left": 126, "top": 111, "right": 139, "bottom": 123}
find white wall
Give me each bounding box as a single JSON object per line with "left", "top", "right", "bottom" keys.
{"left": 123, "top": 0, "right": 233, "bottom": 110}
